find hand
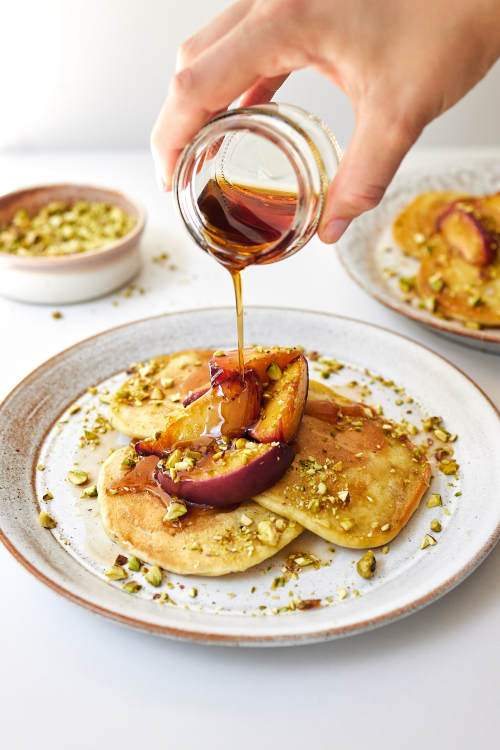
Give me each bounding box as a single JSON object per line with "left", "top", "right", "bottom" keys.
{"left": 151, "top": 0, "right": 500, "bottom": 243}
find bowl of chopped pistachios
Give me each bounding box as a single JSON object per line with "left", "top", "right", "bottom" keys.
{"left": 0, "top": 183, "right": 146, "bottom": 303}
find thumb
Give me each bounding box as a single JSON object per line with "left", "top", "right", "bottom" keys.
{"left": 318, "top": 109, "right": 421, "bottom": 243}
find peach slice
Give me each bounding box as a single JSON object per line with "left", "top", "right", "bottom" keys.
{"left": 248, "top": 355, "right": 308, "bottom": 443}
{"left": 157, "top": 439, "right": 294, "bottom": 507}
{"left": 136, "top": 371, "right": 261, "bottom": 457}
{"left": 438, "top": 205, "right": 496, "bottom": 265}
{"left": 209, "top": 346, "right": 302, "bottom": 386}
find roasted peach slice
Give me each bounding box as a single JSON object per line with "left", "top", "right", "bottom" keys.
{"left": 157, "top": 438, "right": 294, "bottom": 507}
{"left": 438, "top": 205, "right": 496, "bottom": 265}
{"left": 136, "top": 371, "right": 261, "bottom": 456}
{"left": 209, "top": 346, "right": 302, "bottom": 386}
{"left": 248, "top": 355, "right": 308, "bottom": 443}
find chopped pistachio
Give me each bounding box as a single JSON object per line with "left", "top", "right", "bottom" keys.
{"left": 398, "top": 275, "right": 416, "bottom": 293}
{"left": 39, "top": 511, "right": 57, "bottom": 529}
{"left": 188, "top": 587, "right": 198, "bottom": 598}
{"left": 317, "top": 481, "right": 327, "bottom": 496}
{"left": 163, "top": 501, "right": 187, "bottom": 522}
{"left": 122, "top": 582, "right": 141, "bottom": 594}
{"left": 430, "top": 519, "right": 442, "bottom": 532}
{"left": 380, "top": 523, "right": 391, "bottom": 532}
{"left": 106, "top": 565, "right": 127, "bottom": 580}
{"left": 36, "top": 464, "right": 45, "bottom": 471}
{"left": 128, "top": 556, "right": 141, "bottom": 572}
{"left": 68, "top": 404, "right": 81, "bottom": 415}
{"left": 67, "top": 469, "right": 88, "bottom": 485}
{"left": 41, "top": 491, "right": 53, "bottom": 501}
{"left": 80, "top": 484, "right": 98, "bottom": 498}
{"left": 427, "top": 493, "right": 442, "bottom": 508}
{"left": 266, "top": 362, "right": 282, "bottom": 381}
{"left": 257, "top": 520, "right": 279, "bottom": 546}
{"left": 356, "top": 550, "right": 376, "bottom": 579}
{"left": 161, "top": 377, "right": 175, "bottom": 389}
{"left": 240, "top": 513, "right": 253, "bottom": 527}
{"left": 121, "top": 455, "right": 136, "bottom": 469}
{"left": 420, "top": 533, "right": 437, "bottom": 549}
{"left": 51, "top": 311, "right": 63, "bottom": 319}
{"left": 337, "top": 588, "right": 348, "bottom": 600}
{"left": 340, "top": 518, "right": 354, "bottom": 532}
{"left": 428, "top": 273, "right": 444, "bottom": 292}
{"left": 165, "top": 449, "right": 182, "bottom": 469}
{"left": 150, "top": 387, "right": 164, "bottom": 400}
{"left": 381, "top": 545, "right": 389, "bottom": 554}
{"left": 213, "top": 350, "right": 225, "bottom": 357}
{"left": 235, "top": 438, "right": 247, "bottom": 450}
{"left": 145, "top": 565, "right": 163, "bottom": 586}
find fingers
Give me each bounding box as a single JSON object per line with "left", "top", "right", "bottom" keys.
{"left": 318, "top": 108, "right": 422, "bottom": 243}
{"left": 152, "top": 17, "right": 295, "bottom": 190}
{"left": 176, "top": 0, "right": 254, "bottom": 71}
{"left": 238, "top": 74, "right": 289, "bottom": 107}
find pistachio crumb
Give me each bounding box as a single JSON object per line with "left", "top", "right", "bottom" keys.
{"left": 122, "top": 582, "right": 141, "bottom": 594}
{"left": 356, "top": 550, "right": 376, "bottom": 579}
{"left": 420, "top": 534, "right": 437, "bottom": 549}
{"left": 39, "top": 511, "right": 57, "bottom": 529}
{"left": 430, "top": 519, "right": 442, "bottom": 533}
{"left": 145, "top": 565, "right": 163, "bottom": 586}
{"left": 106, "top": 565, "right": 128, "bottom": 580}
{"left": 188, "top": 587, "right": 198, "bottom": 598}
{"left": 128, "top": 556, "right": 141, "bottom": 571}
{"left": 163, "top": 501, "right": 187, "bottom": 522}
{"left": 67, "top": 469, "right": 88, "bottom": 485}
{"left": 427, "top": 493, "right": 442, "bottom": 508}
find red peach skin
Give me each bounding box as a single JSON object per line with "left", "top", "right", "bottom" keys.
{"left": 157, "top": 441, "right": 294, "bottom": 507}
{"left": 437, "top": 205, "right": 496, "bottom": 265}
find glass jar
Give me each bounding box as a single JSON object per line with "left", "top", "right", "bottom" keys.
{"left": 173, "top": 103, "right": 342, "bottom": 270}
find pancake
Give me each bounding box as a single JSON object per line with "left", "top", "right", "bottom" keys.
{"left": 108, "top": 349, "right": 213, "bottom": 438}
{"left": 393, "top": 190, "right": 467, "bottom": 258}
{"left": 417, "top": 237, "right": 500, "bottom": 326}
{"left": 253, "top": 384, "right": 431, "bottom": 548}
{"left": 97, "top": 447, "right": 303, "bottom": 576}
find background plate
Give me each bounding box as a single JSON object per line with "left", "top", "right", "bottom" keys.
{"left": 1, "top": 307, "right": 499, "bottom": 646}
{"left": 337, "top": 158, "right": 500, "bottom": 354}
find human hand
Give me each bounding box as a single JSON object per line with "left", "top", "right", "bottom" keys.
{"left": 151, "top": 0, "right": 500, "bottom": 243}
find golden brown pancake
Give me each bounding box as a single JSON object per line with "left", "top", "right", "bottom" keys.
{"left": 97, "top": 447, "right": 303, "bottom": 576}
{"left": 108, "top": 349, "right": 213, "bottom": 438}
{"left": 253, "top": 383, "right": 431, "bottom": 548}
{"left": 393, "top": 190, "right": 467, "bottom": 258}
{"left": 417, "top": 236, "right": 500, "bottom": 326}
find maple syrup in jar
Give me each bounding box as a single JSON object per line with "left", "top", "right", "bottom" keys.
{"left": 174, "top": 103, "right": 341, "bottom": 270}
{"left": 173, "top": 104, "right": 341, "bottom": 376}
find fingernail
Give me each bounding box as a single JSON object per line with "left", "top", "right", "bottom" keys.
{"left": 321, "top": 218, "right": 351, "bottom": 244}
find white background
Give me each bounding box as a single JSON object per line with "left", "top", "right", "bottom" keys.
{"left": 1, "top": 2, "right": 500, "bottom": 749}
{"left": 2, "top": 0, "right": 500, "bottom": 152}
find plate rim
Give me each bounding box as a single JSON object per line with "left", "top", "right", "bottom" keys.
{"left": 1, "top": 305, "right": 499, "bottom": 646}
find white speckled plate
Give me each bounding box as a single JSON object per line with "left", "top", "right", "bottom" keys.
{"left": 336, "top": 158, "right": 500, "bottom": 354}
{"left": 1, "top": 307, "right": 499, "bottom": 646}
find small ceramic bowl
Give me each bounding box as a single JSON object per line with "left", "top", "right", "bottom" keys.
{"left": 0, "top": 184, "right": 146, "bottom": 304}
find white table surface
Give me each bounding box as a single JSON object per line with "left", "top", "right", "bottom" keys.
{"left": 1, "top": 148, "right": 499, "bottom": 750}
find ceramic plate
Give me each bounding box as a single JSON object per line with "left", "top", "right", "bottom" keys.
{"left": 337, "top": 158, "right": 500, "bottom": 354}
{"left": 1, "top": 307, "right": 499, "bottom": 646}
